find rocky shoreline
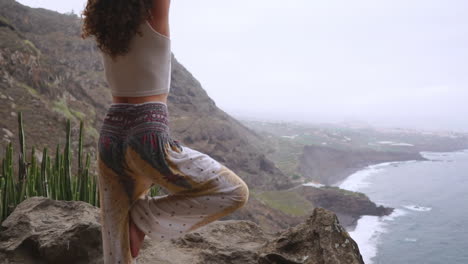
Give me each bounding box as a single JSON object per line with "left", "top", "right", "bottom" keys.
{"left": 297, "top": 185, "right": 394, "bottom": 229}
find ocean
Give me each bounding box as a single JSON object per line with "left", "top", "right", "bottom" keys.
{"left": 337, "top": 149, "right": 468, "bottom": 264}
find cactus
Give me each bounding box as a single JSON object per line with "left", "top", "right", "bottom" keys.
{"left": 0, "top": 111, "right": 161, "bottom": 222}
{"left": 0, "top": 112, "right": 99, "bottom": 222}
{"left": 17, "top": 112, "right": 27, "bottom": 205}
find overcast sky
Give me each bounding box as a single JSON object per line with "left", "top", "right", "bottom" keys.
{"left": 17, "top": 0, "right": 468, "bottom": 132}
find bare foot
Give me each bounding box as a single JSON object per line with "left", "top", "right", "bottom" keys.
{"left": 129, "top": 217, "right": 146, "bottom": 258}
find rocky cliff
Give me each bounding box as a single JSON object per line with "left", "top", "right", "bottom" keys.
{"left": 238, "top": 185, "right": 393, "bottom": 231}
{"left": 296, "top": 185, "right": 393, "bottom": 228}
{"left": 298, "top": 145, "right": 426, "bottom": 185}
{"left": 0, "top": 197, "right": 364, "bottom": 264}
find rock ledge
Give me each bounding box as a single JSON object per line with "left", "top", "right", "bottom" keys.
{"left": 0, "top": 197, "right": 363, "bottom": 264}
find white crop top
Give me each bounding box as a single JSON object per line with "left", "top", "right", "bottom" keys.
{"left": 102, "top": 21, "right": 171, "bottom": 97}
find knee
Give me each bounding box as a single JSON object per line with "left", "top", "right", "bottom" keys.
{"left": 231, "top": 177, "right": 249, "bottom": 209}
{"left": 240, "top": 180, "right": 250, "bottom": 207}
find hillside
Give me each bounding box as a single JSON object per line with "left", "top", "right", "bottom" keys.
{"left": 0, "top": 0, "right": 292, "bottom": 191}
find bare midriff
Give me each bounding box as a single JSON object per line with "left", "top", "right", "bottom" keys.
{"left": 112, "top": 93, "right": 168, "bottom": 104}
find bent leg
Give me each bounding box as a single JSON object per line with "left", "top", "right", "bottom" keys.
{"left": 127, "top": 143, "right": 249, "bottom": 242}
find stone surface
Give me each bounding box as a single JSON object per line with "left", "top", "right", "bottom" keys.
{"left": 258, "top": 208, "right": 364, "bottom": 264}
{"left": 0, "top": 197, "right": 364, "bottom": 264}
{"left": 0, "top": 197, "right": 102, "bottom": 264}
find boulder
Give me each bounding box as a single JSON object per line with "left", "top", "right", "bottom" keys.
{"left": 257, "top": 208, "right": 364, "bottom": 264}
{"left": 0, "top": 197, "right": 102, "bottom": 264}
{"left": 0, "top": 197, "right": 364, "bottom": 264}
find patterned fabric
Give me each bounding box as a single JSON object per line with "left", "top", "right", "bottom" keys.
{"left": 97, "top": 102, "right": 249, "bottom": 264}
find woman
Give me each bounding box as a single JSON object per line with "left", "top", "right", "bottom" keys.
{"left": 81, "top": 1, "right": 250, "bottom": 263}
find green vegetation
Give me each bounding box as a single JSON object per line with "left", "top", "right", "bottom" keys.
{"left": 85, "top": 125, "right": 99, "bottom": 141}
{"left": 0, "top": 16, "right": 12, "bottom": 29}
{"left": 70, "top": 108, "right": 85, "bottom": 120}
{"left": 267, "top": 135, "right": 304, "bottom": 177}
{"left": 52, "top": 96, "right": 76, "bottom": 122}
{"left": 23, "top": 39, "right": 40, "bottom": 56}
{"left": 292, "top": 173, "right": 301, "bottom": 180}
{"left": 52, "top": 96, "right": 90, "bottom": 124}
{"left": 0, "top": 16, "right": 40, "bottom": 56}
{"left": 0, "top": 111, "right": 161, "bottom": 223}
{"left": 51, "top": 96, "right": 100, "bottom": 141}
{"left": 322, "top": 186, "right": 367, "bottom": 198}
{"left": 253, "top": 189, "right": 313, "bottom": 216}
{"left": 52, "top": 97, "right": 98, "bottom": 142}
{"left": 0, "top": 112, "right": 97, "bottom": 222}
{"left": 18, "top": 81, "right": 39, "bottom": 97}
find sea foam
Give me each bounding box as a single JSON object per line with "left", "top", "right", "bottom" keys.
{"left": 338, "top": 160, "right": 416, "bottom": 263}
{"left": 338, "top": 161, "right": 415, "bottom": 191}
{"left": 403, "top": 205, "right": 432, "bottom": 212}
{"left": 348, "top": 209, "right": 407, "bottom": 264}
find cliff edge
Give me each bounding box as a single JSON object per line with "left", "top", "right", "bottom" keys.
{"left": 0, "top": 197, "right": 364, "bottom": 264}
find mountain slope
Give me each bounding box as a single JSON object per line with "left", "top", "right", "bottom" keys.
{"left": 0, "top": 0, "right": 292, "bottom": 190}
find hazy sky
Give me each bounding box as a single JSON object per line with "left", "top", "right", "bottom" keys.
{"left": 17, "top": 0, "right": 468, "bottom": 132}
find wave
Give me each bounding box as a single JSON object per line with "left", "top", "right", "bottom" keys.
{"left": 338, "top": 161, "right": 416, "bottom": 192}
{"left": 343, "top": 149, "right": 468, "bottom": 263}
{"left": 421, "top": 149, "right": 468, "bottom": 161}
{"left": 302, "top": 182, "right": 325, "bottom": 188}
{"left": 339, "top": 161, "right": 419, "bottom": 263}
{"left": 403, "top": 204, "right": 432, "bottom": 212}
{"left": 348, "top": 209, "right": 407, "bottom": 264}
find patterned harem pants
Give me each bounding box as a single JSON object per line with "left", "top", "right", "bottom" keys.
{"left": 97, "top": 102, "right": 250, "bottom": 264}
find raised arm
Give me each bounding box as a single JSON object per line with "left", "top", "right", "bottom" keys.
{"left": 147, "top": 0, "right": 171, "bottom": 38}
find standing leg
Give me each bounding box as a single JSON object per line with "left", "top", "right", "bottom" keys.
{"left": 97, "top": 139, "right": 154, "bottom": 264}
{"left": 97, "top": 110, "right": 155, "bottom": 264}
{"left": 97, "top": 152, "right": 132, "bottom": 264}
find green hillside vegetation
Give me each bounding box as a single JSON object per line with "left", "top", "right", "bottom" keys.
{"left": 253, "top": 189, "right": 314, "bottom": 216}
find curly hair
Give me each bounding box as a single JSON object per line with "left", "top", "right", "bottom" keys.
{"left": 81, "top": 0, "right": 154, "bottom": 59}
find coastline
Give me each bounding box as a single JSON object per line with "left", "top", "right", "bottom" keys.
{"left": 333, "top": 147, "right": 468, "bottom": 192}
{"left": 298, "top": 144, "right": 428, "bottom": 186}
{"left": 338, "top": 149, "right": 468, "bottom": 264}
{"left": 336, "top": 160, "right": 415, "bottom": 263}
{"left": 334, "top": 160, "right": 419, "bottom": 191}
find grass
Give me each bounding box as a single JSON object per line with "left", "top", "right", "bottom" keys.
{"left": 70, "top": 108, "right": 86, "bottom": 120}
{"left": 0, "top": 16, "right": 10, "bottom": 26}
{"left": 23, "top": 39, "right": 40, "bottom": 56}
{"left": 51, "top": 95, "right": 100, "bottom": 141}
{"left": 52, "top": 96, "right": 76, "bottom": 122}
{"left": 253, "top": 189, "right": 314, "bottom": 216}
{"left": 267, "top": 136, "right": 304, "bottom": 178}
{"left": 322, "top": 186, "right": 367, "bottom": 198}
{"left": 52, "top": 97, "right": 97, "bottom": 140}
{"left": 84, "top": 125, "right": 99, "bottom": 141}
{"left": 18, "top": 81, "right": 39, "bottom": 98}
